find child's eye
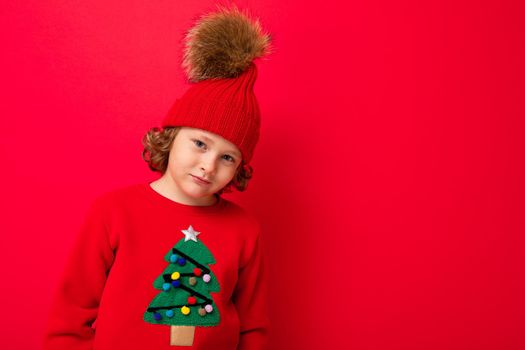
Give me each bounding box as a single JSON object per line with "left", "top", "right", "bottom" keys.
{"left": 193, "top": 139, "right": 206, "bottom": 149}
{"left": 192, "top": 139, "right": 235, "bottom": 163}
{"left": 222, "top": 155, "right": 235, "bottom": 163}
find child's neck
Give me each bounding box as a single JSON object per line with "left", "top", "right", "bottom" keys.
{"left": 150, "top": 176, "right": 218, "bottom": 207}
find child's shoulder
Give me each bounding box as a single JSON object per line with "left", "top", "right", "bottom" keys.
{"left": 220, "top": 199, "right": 262, "bottom": 233}
{"left": 88, "top": 183, "right": 146, "bottom": 210}
{"left": 90, "top": 183, "right": 257, "bottom": 221}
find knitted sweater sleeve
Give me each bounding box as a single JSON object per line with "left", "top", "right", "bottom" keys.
{"left": 232, "top": 229, "right": 270, "bottom": 350}
{"left": 43, "top": 198, "right": 115, "bottom": 350}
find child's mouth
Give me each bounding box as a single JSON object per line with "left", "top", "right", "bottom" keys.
{"left": 191, "top": 175, "right": 211, "bottom": 185}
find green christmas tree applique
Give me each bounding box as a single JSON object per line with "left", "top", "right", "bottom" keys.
{"left": 144, "top": 225, "right": 220, "bottom": 346}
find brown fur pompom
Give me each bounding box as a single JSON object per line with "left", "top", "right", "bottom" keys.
{"left": 182, "top": 4, "right": 271, "bottom": 82}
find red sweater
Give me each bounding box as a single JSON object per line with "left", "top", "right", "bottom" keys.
{"left": 43, "top": 183, "right": 269, "bottom": 350}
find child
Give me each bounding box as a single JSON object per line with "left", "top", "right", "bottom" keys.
{"left": 43, "top": 5, "right": 271, "bottom": 350}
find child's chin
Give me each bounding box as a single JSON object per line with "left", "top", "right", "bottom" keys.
{"left": 184, "top": 186, "right": 213, "bottom": 199}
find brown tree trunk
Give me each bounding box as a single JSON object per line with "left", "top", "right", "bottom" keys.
{"left": 170, "top": 326, "right": 195, "bottom": 346}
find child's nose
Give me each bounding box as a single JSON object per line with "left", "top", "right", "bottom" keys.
{"left": 200, "top": 156, "right": 217, "bottom": 174}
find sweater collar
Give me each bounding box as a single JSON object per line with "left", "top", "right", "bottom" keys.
{"left": 142, "top": 182, "right": 227, "bottom": 216}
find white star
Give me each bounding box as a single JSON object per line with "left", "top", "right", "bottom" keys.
{"left": 181, "top": 225, "right": 200, "bottom": 242}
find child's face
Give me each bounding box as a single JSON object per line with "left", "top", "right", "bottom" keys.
{"left": 164, "top": 127, "right": 242, "bottom": 203}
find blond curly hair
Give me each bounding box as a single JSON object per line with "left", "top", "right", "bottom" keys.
{"left": 141, "top": 127, "right": 253, "bottom": 195}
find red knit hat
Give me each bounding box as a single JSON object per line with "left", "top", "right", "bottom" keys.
{"left": 161, "top": 5, "right": 271, "bottom": 164}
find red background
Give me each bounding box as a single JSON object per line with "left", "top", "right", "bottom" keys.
{"left": 1, "top": 0, "right": 524, "bottom": 349}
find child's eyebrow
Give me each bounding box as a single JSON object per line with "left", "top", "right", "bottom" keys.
{"left": 197, "top": 134, "right": 215, "bottom": 144}
{"left": 196, "top": 134, "right": 241, "bottom": 157}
